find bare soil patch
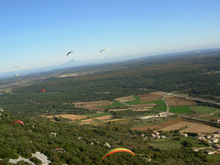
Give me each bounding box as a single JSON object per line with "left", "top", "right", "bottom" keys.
{"left": 161, "top": 118, "right": 184, "bottom": 127}
{"left": 139, "top": 92, "right": 165, "bottom": 102}
{"left": 165, "top": 96, "right": 197, "bottom": 107}
{"left": 59, "top": 74, "right": 77, "bottom": 77}
{"left": 41, "top": 114, "right": 87, "bottom": 120}
{"left": 160, "top": 121, "right": 220, "bottom": 133}
{"left": 132, "top": 125, "right": 164, "bottom": 131}
{"left": 80, "top": 115, "right": 114, "bottom": 124}
{"left": 116, "top": 95, "right": 135, "bottom": 102}
{"left": 74, "top": 101, "right": 112, "bottom": 110}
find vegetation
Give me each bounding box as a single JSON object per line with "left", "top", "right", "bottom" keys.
{"left": 190, "top": 106, "right": 219, "bottom": 115}
{"left": 0, "top": 51, "right": 220, "bottom": 164}
{"left": 169, "top": 106, "right": 192, "bottom": 114}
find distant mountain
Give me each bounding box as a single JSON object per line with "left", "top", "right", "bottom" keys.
{"left": 0, "top": 47, "right": 220, "bottom": 79}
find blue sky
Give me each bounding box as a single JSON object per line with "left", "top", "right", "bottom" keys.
{"left": 1, "top": 0, "right": 220, "bottom": 73}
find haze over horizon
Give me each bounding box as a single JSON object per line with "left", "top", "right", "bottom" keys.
{"left": 1, "top": 0, "right": 220, "bottom": 73}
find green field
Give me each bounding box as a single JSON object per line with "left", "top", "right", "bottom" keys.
{"left": 206, "top": 154, "right": 220, "bottom": 161}
{"left": 150, "top": 100, "right": 167, "bottom": 112}
{"left": 169, "top": 106, "right": 191, "bottom": 113}
{"left": 190, "top": 106, "right": 219, "bottom": 115}
{"left": 98, "top": 101, "right": 125, "bottom": 108}
{"left": 124, "top": 95, "right": 149, "bottom": 105}
{"left": 149, "top": 136, "right": 208, "bottom": 150}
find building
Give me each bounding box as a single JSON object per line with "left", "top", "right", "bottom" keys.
{"left": 213, "top": 144, "right": 220, "bottom": 151}
{"left": 204, "top": 150, "right": 215, "bottom": 155}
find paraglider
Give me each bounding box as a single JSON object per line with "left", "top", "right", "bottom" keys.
{"left": 66, "top": 51, "right": 74, "bottom": 56}
{"left": 41, "top": 89, "right": 45, "bottom": 92}
{"left": 14, "top": 74, "right": 19, "bottom": 77}
{"left": 100, "top": 49, "right": 110, "bottom": 53}
{"left": 11, "top": 120, "right": 24, "bottom": 126}
{"left": 102, "top": 148, "right": 135, "bottom": 160}
{"left": 53, "top": 148, "right": 66, "bottom": 152}
{"left": 15, "top": 66, "right": 19, "bottom": 68}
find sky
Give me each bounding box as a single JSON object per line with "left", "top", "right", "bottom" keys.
{"left": 1, "top": 0, "right": 220, "bottom": 73}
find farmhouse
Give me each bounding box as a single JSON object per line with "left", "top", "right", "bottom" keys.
{"left": 211, "top": 138, "right": 219, "bottom": 143}
{"left": 212, "top": 134, "right": 220, "bottom": 138}
{"left": 213, "top": 144, "right": 220, "bottom": 151}
{"left": 205, "top": 135, "right": 211, "bottom": 139}
{"left": 181, "top": 133, "right": 188, "bottom": 137}
{"left": 204, "top": 150, "right": 215, "bottom": 155}
{"left": 191, "top": 148, "right": 199, "bottom": 152}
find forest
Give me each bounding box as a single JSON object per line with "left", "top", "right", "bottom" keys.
{"left": 0, "top": 111, "right": 217, "bottom": 165}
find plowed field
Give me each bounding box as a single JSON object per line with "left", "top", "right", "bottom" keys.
{"left": 74, "top": 101, "right": 112, "bottom": 110}
{"left": 42, "top": 114, "right": 87, "bottom": 120}
{"left": 116, "top": 95, "right": 135, "bottom": 102}
{"left": 160, "top": 121, "right": 220, "bottom": 133}
{"left": 139, "top": 92, "right": 165, "bottom": 102}
{"left": 165, "top": 96, "right": 197, "bottom": 107}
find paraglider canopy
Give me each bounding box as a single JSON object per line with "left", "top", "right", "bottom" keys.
{"left": 53, "top": 148, "right": 66, "bottom": 152}
{"left": 15, "top": 66, "right": 19, "bottom": 68}
{"left": 14, "top": 74, "right": 19, "bottom": 77}
{"left": 11, "top": 120, "right": 24, "bottom": 126}
{"left": 102, "top": 148, "right": 135, "bottom": 160}
{"left": 41, "top": 89, "right": 45, "bottom": 92}
{"left": 100, "top": 49, "right": 110, "bottom": 53}
{"left": 66, "top": 51, "right": 74, "bottom": 56}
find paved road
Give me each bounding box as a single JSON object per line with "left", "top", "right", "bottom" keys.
{"left": 161, "top": 94, "right": 171, "bottom": 115}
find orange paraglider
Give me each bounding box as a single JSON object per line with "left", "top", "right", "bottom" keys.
{"left": 41, "top": 89, "right": 45, "bottom": 92}
{"left": 102, "top": 148, "right": 135, "bottom": 160}
{"left": 11, "top": 120, "right": 24, "bottom": 126}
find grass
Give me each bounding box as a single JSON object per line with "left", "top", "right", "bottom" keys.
{"left": 190, "top": 106, "right": 219, "bottom": 115}
{"left": 149, "top": 138, "right": 182, "bottom": 150}
{"left": 149, "top": 136, "right": 208, "bottom": 150}
{"left": 169, "top": 106, "right": 191, "bottom": 113}
{"left": 149, "top": 100, "right": 167, "bottom": 112}
{"left": 125, "top": 95, "right": 149, "bottom": 105}
{"left": 206, "top": 154, "right": 220, "bottom": 160}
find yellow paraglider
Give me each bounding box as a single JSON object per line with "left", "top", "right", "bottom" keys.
{"left": 99, "top": 49, "right": 110, "bottom": 53}
{"left": 102, "top": 148, "right": 135, "bottom": 160}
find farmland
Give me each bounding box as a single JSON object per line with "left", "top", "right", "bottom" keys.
{"left": 160, "top": 121, "right": 220, "bottom": 133}
{"left": 165, "top": 96, "right": 197, "bottom": 107}
{"left": 149, "top": 136, "right": 208, "bottom": 150}
{"left": 169, "top": 106, "right": 192, "bottom": 113}
{"left": 190, "top": 106, "right": 219, "bottom": 115}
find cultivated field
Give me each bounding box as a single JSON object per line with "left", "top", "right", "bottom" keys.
{"left": 42, "top": 114, "right": 87, "bottom": 120}
{"left": 80, "top": 115, "right": 114, "bottom": 124}
{"left": 138, "top": 92, "right": 165, "bottom": 102}
{"left": 74, "top": 101, "right": 112, "bottom": 110}
{"left": 190, "top": 106, "right": 219, "bottom": 115}
{"left": 165, "top": 96, "right": 197, "bottom": 107}
{"left": 116, "top": 95, "right": 135, "bottom": 102}
{"left": 132, "top": 124, "right": 164, "bottom": 131}
{"left": 160, "top": 121, "right": 220, "bottom": 133}
{"left": 161, "top": 118, "right": 184, "bottom": 127}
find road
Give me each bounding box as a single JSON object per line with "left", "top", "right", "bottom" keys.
{"left": 161, "top": 94, "right": 171, "bottom": 115}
